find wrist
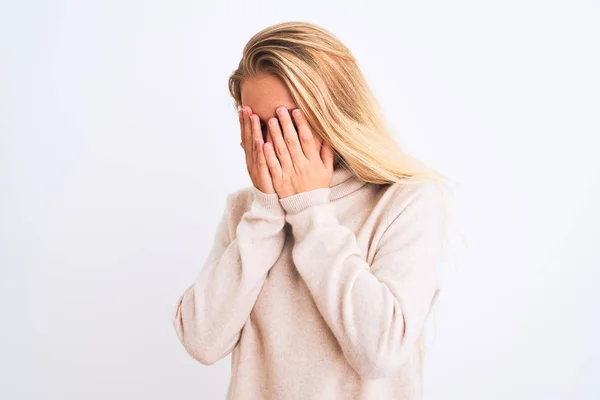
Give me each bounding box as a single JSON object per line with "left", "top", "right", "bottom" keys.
{"left": 279, "top": 187, "right": 332, "bottom": 215}
{"left": 252, "top": 186, "right": 285, "bottom": 216}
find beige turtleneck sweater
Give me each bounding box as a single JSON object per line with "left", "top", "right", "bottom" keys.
{"left": 173, "top": 164, "right": 444, "bottom": 399}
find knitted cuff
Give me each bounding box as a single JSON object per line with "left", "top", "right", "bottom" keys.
{"left": 251, "top": 186, "right": 285, "bottom": 216}
{"left": 279, "top": 187, "right": 332, "bottom": 215}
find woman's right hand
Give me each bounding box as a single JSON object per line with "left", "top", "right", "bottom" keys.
{"left": 239, "top": 106, "right": 276, "bottom": 194}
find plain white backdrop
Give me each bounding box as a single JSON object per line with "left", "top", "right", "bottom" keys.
{"left": 1, "top": 1, "right": 599, "bottom": 399}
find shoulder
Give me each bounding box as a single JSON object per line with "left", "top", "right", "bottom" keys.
{"left": 371, "top": 179, "right": 447, "bottom": 265}
{"left": 223, "top": 185, "right": 255, "bottom": 223}
{"left": 225, "top": 185, "right": 253, "bottom": 208}
{"left": 377, "top": 178, "right": 445, "bottom": 227}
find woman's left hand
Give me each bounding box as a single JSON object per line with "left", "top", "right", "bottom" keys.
{"left": 263, "top": 106, "right": 335, "bottom": 199}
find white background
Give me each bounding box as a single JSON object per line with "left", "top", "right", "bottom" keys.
{"left": 1, "top": 1, "right": 599, "bottom": 399}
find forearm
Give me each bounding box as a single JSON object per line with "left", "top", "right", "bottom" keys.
{"left": 174, "top": 188, "right": 286, "bottom": 364}
{"left": 281, "top": 187, "right": 441, "bottom": 378}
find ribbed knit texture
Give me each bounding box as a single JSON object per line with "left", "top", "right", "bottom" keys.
{"left": 173, "top": 164, "right": 445, "bottom": 399}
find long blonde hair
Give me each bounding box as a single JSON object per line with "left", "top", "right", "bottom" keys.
{"left": 228, "top": 20, "right": 459, "bottom": 385}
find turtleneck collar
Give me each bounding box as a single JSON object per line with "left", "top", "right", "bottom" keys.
{"left": 329, "top": 163, "right": 368, "bottom": 201}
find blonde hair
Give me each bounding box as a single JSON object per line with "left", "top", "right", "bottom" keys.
{"left": 228, "top": 20, "right": 460, "bottom": 386}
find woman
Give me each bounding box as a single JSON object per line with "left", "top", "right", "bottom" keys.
{"left": 173, "top": 21, "right": 449, "bottom": 400}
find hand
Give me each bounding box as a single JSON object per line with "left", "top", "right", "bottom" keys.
{"left": 262, "top": 106, "right": 334, "bottom": 199}
{"left": 239, "top": 106, "right": 275, "bottom": 194}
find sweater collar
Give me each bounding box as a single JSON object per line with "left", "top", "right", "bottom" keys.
{"left": 329, "top": 163, "right": 368, "bottom": 200}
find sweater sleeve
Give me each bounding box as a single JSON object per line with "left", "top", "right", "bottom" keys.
{"left": 173, "top": 186, "right": 287, "bottom": 365}
{"left": 279, "top": 182, "right": 443, "bottom": 379}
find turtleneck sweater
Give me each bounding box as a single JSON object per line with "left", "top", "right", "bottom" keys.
{"left": 173, "top": 164, "right": 445, "bottom": 400}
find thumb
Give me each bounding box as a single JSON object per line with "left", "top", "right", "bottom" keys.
{"left": 320, "top": 140, "right": 334, "bottom": 176}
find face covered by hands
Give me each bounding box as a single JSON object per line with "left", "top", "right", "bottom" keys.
{"left": 261, "top": 106, "right": 334, "bottom": 199}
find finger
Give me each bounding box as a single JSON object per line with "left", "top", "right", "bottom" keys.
{"left": 241, "top": 107, "right": 248, "bottom": 153}
{"left": 238, "top": 108, "right": 244, "bottom": 150}
{"left": 266, "top": 124, "right": 273, "bottom": 145}
{"left": 276, "top": 107, "right": 305, "bottom": 163}
{"left": 255, "top": 133, "right": 269, "bottom": 170}
{"left": 291, "top": 108, "right": 319, "bottom": 160}
{"left": 242, "top": 107, "right": 253, "bottom": 155}
{"left": 263, "top": 142, "right": 282, "bottom": 178}
{"left": 250, "top": 114, "right": 264, "bottom": 165}
{"left": 268, "top": 117, "right": 293, "bottom": 171}
{"left": 250, "top": 114, "right": 263, "bottom": 143}
{"left": 320, "top": 140, "right": 335, "bottom": 175}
